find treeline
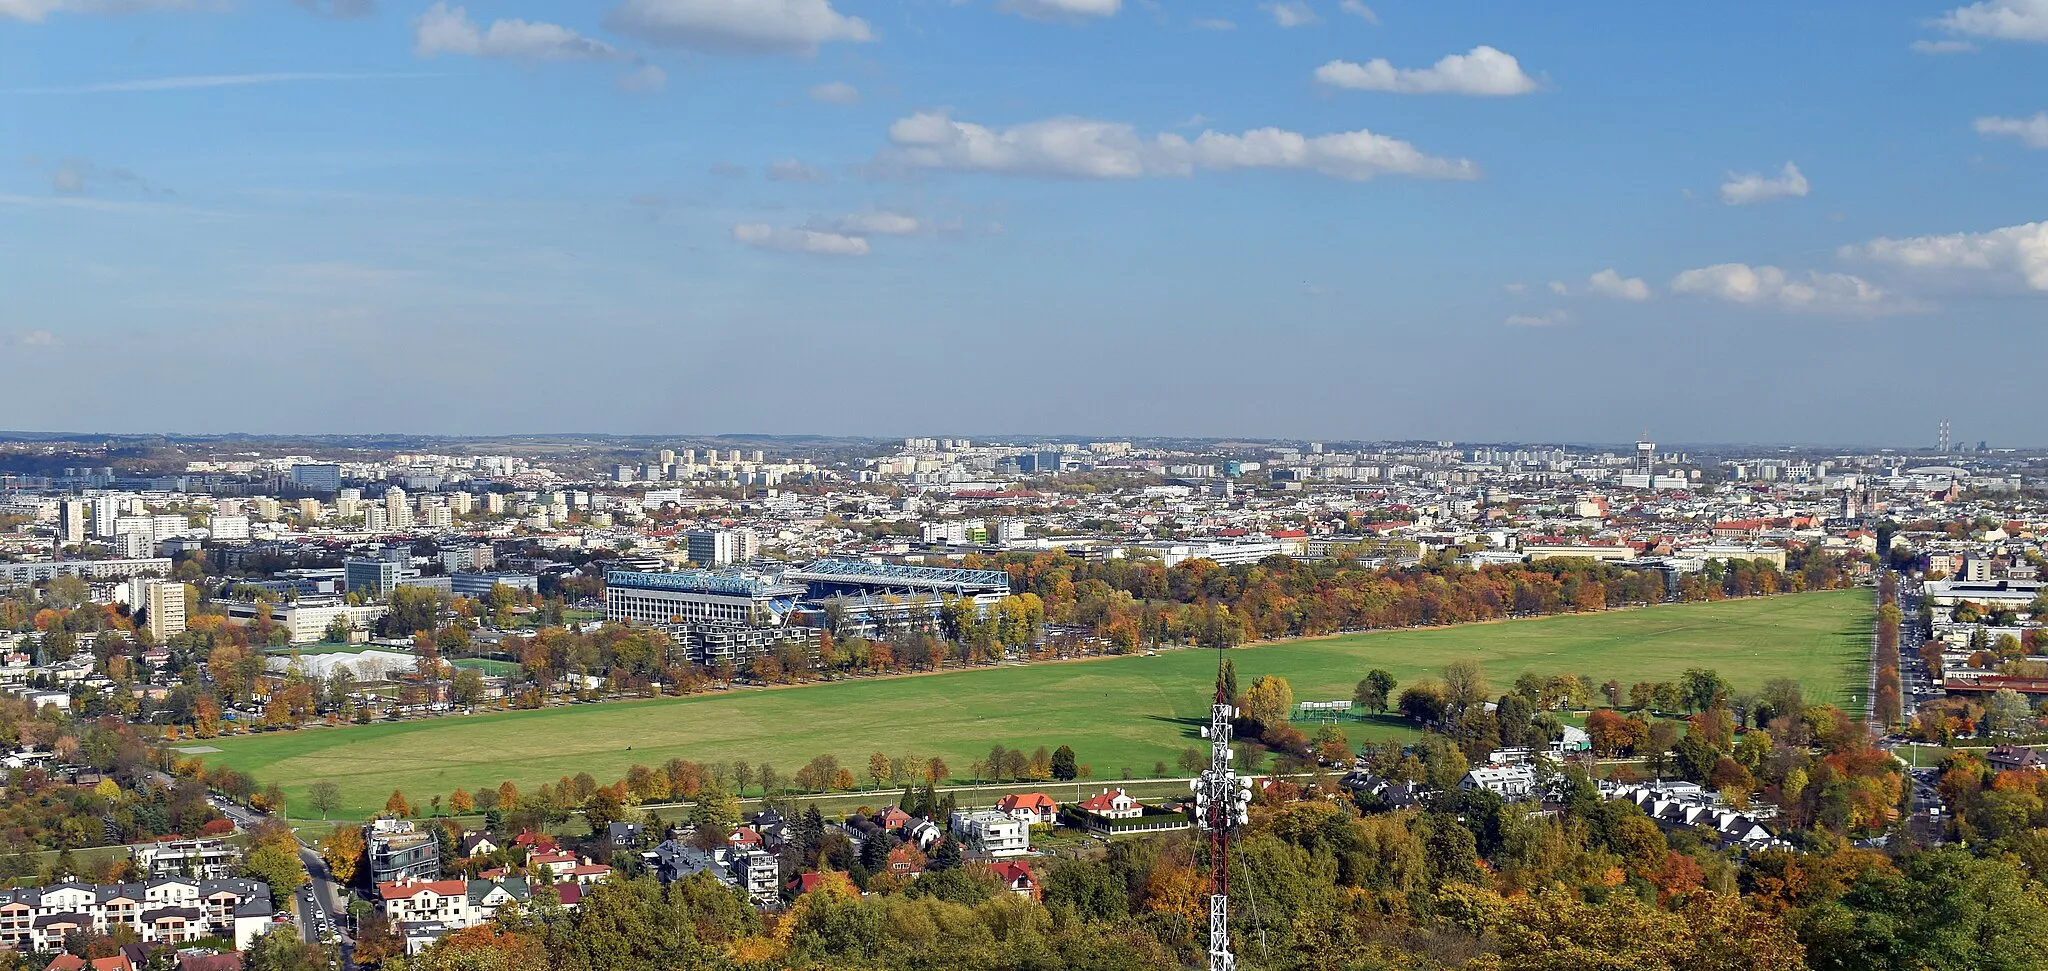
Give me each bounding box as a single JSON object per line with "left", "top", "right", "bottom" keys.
{"left": 384, "top": 764, "right": 2048, "bottom": 971}
{"left": 957, "top": 544, "right": 1860, "bottom": 648}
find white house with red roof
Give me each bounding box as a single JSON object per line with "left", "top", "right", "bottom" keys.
{"left": 1077, "top": 787, "right": 1144, "bottom": 820}
{"left": 985, "top": 861, "right": 1040, "bottom": 901}
{"left": 995, "top": 793, "right": 1057, "bottom": 827}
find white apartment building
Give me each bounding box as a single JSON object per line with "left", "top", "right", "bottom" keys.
{"left": 128, "top": 579, "right": 188, "bottom": 641}
{"left": 948, "top": 810, "right": 1030, "bottom": 858}
{"left": 0, "top": 878, "right": 274, "bottom": 952}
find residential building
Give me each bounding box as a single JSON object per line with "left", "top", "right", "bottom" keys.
{"left": 1076, "top": 788, "right": 1144, "bottom": 820}
{"left": 994, "top": 793, "right": 1058, "bottom": 827}
{"left": 0, "top": 559, "right": 173, "bottom": 589}
{"left": 948, "top": 810, "right": 1030, "bottom": 858}
{"left": 0, "top": 878, "right": 274, "bottom": 952}
{"left": 368, "top": 819, "right": 441, "bottom": 885}
{"left": 130, "top": 839, "right": 241, "bottom": 881}
{"left": 1461, "top": 764, "right": 1537, "bottom": 800}
{"left": 985, "top": 861, "right": 1040, "bottom": 901}
{"left": 129, "top": 579, "right": 187, "bottom": 641}
{"left": 376, "top": 875, "right": 529, "bottom": 934}
{"left": 57, "top": 499, "right": 86, "bottom": 546}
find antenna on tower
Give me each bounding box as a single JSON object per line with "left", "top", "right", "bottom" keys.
{"left": 1195, "top": 644, "right": 1250, "bottom": 971}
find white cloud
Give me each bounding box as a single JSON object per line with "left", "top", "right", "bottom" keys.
{"left": 415, "top": 3, "right": 624, "bottom": 59}
{"left": 10, "top": 330, "right": 61, "bottom": 347}
{"left": 604, "top": 0, "right": 872, "bottom": 54}
{"left": 1338, "top": 0, "right": 1376, "bottom": 22}
{"left": 1669, "top": 263, "right": 1905, "bottom": 314}
{"left": 998, "top": 0, "right": 1119, "bottom": 20}
{"left": 733, "top": 223, "right": 870, "bottom": 256}
{"left": 1843, "top": 220, "right": 2048, "bottom": 291}
{"left": 1976, "top": 112, "right": 2048, "bottom": 148}
{"left": 1192, "top": 16, "right": 1234, "bottom": 29}
{"left": 1718, "top": 161, "right": 1809, "bottom": 205}
{"left": 1503, "top": 282, "right": 1525, "bottom": 294}
{"left": 1911, "top": 38, "right": 1978, "bottom": 53}
{"left": 1587, "top": 268, "right": 1651, "bottom": 300}
{"left": 766, "top": 159, "right": 830, "bottom": 182}
{"left": 1263, "top": 1, "right": 1318, "bottom": 27}
{"left": 1547, "top": 280, "right": 1568, "bottom": 295}
{"left": 1939, "top": 0, "right": 2048, "bottom": 41}
{"left": 1314, "top": 45, "right": 1537, "bottom": 95}
{"left": 817, "top": 210, "right": 920, "bottom": 236}
{"left": 1505, "top": 310, "right": 1568, "bottom": 327}
{"left": 50, "top": 158, "right": 150, "bottom": 195}
{"left": 809, "top": 80, "right": 859, "bottom": 104}
{"left": 881, "top": 111, "right": 1479, "bottom": 181}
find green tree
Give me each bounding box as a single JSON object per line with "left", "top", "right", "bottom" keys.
{"left": 1355, "top": 669, "right": 1396, "bottom": 714}
{"left": 1051, "top": 744, "right": 1078, "bottom": 781}
{"left": 307, "top": 781, "right": 342, "bottom": 819}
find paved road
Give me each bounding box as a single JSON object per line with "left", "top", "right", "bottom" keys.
{"left": 207, "top": 794, "right": 356, "bottom": 967}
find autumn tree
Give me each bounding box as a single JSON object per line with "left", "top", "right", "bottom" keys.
{"left": 1242, "top": 675, "right": 1295, "bottom": 727}
{"left": 322, "top": 825, "right": 365, "bottom": 886}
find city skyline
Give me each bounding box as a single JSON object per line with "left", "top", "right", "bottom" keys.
{"left": 3, "top": 0, "right": 2046, "bottom": 442}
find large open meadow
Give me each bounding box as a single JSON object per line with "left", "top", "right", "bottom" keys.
{"left": 201, "top": 589, "right": 1870, "bottom": 818}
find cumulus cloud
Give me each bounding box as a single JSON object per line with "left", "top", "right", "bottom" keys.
{"left": 1911, "top": 38, "right": 1978, "bottom": 52}
{"left": 1547, "top": 280, "right": 1568, "bottom": 295}
{"left": 1587, "top": 268, "right": 1651, "bottom": 300}
{"left": 1843, "top": 220, "right": 2048, "bottom": 291}
{"left": 815, "top": 210, "right": 920, "bottom": 236}
{"left": 1505, "top": 310, "right": 1568, "bottom": 327}
{"left": 809, "top": 80, "right": 859, "bottom": 104}
{"left": 1719, "top": 161, "right": 1809, "bottom": 205}
{"left": 1502, "top": 282, "right": 1526, "bottom": 294}
{"left": 1263, "top": 1, "right": 1317, "bottom": 27}
{"left": 880, "top": 111, "right": 1479, "bottom": 182}
{"left": 10, "top": 330, "right": 61, "bottom": 347}
{"left": 1669, "top": 263, "right": 1905, "bottom": 314}
{"left": 998, "top": 0, "right": 1119, "bottom": 20}
{"left": 766, "top": 159, "right": 830, "bottom": 182}
{"left": 1938, "top": 0, "right": 2048, "bottom": 41}
{"left": 1338, "top": 0, "right": 1376, "bottom": 22}
{"left": 1314, "top": 45, "right": 1536, "bottom": 95}
{"left": 1976, "top": 112, "right": 2048, "bottom": 148}
{"left": 733, "top": 223, "right": 870, "bottom": 255}
{"left": 604, "top": 0, "right": 871, "bottom": 54}
{"left": 415, "top": 3, "right": 624, "bottom": 59}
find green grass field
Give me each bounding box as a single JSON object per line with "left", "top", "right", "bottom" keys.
{"left": 203, "top": 589, "right": 1870, "bottom": 819}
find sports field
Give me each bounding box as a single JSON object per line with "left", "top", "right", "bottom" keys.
{"left": 202, "top": 589, "right": 1870, "bottom": 819}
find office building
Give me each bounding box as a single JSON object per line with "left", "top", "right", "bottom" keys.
{"left": 346, "top": 558, "right": 403, "bottom": 598}
{"left": 291, "top": 463, "right": 343, "bottom": 491}
{"left": 130, "top": 579, "right": 188, "bottom": 641}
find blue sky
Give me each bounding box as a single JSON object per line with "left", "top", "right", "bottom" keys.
{"left": 3, "top": 0, "right": 2046, "bottom": 445}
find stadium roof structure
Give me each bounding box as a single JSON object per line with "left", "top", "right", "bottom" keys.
{"left": 605, "top": 570, "right": 806, "bottom": 599}
{"left": 784, "top": 558, "right": 1011, "bottom": 597}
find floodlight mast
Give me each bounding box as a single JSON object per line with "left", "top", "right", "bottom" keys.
{"left": 1197, "top": 648, "right": 1242, "bottom": 971}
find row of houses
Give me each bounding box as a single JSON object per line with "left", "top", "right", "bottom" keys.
{"left": 0, "top": 878, "right": 275, "bottom": 953}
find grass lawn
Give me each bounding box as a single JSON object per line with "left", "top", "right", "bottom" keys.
{"left": 201, "top": 589, "right": 1870, "bottom": 819}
